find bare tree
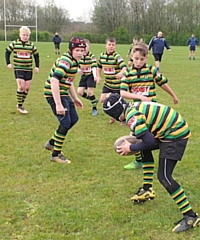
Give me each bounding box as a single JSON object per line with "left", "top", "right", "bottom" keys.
{"left": 92, "top": 0, "right": 128, "bottom": 34}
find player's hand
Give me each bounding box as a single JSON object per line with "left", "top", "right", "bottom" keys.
{"left": 140, "top": 96, "right": 151, "bottom": 102}
{"left": 7, "top": 64, "right": 12, "bottom": 70}
{"left": 35, "top": 67, "right": 39, "bottom": 73}
{"left": 74, "top": 98, "right": 83, "bottom": 109}
{"left": 56, "top": 104, "right": 65, "bottom": 115}
{"left": 173, "top": 96, "right": 179, "bottom": 104}
{"left": 96, "top": 77, "right": 101, "bottom": 84}
{"left": 78, "top": 69, "right": 83, "bottom": 75}
{"left": 116, "top": 72, "right": 124, "bottom": 79}
{"left": 116, "top": 139, "right": 131, "bottom": 156}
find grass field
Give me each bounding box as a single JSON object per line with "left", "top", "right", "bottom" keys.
{"left": 0, "top": 41, "right": 200, "bottom": 240}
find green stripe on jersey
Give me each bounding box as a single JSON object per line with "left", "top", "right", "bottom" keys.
{"left": 79, "top": 51, "right": 97, "bottom": 76}
{"left": 44, "top": 52, "right": 79, "bottom": 97}
{"left": 97, "top": 51, "right": 126, "bottom": 90}
{"left": 6, "top": 39, "right": 38, "bottom": 70}
{"left": 121, "top": 64, "right": 168, "bottom": 102}
{"left": 126, "top": 102, "right": 191, "bottom": 140}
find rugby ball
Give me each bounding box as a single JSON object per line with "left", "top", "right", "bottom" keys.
{"left": 114, "top": 135, "right": 141, "bottom": 156}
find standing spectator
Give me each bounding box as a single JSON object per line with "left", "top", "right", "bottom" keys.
{"left": 77, "top": 39, "right": 99, "bottom": 116}
{"left": 187, "top": 34, "right": 198, "bottom": 60}
{"left": 148, "top": 31, "right": 171, "bottom": 74}
{"left": 5, "top": 26, "right": 39, "bottom": 114}
{"left": 44, "top": 37, "right": 86, "bottom": 163}
{"left": 97, "top": 37, "right": 127, "bottom": 124}
{"left": 52, "top": 32, "right": 62, "bottom": 54}
{"left": 126, "top": 37, "right": 138, "bottom": 67}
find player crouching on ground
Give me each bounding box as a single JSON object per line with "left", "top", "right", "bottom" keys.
{"left": 103, "top": 93, "right": 200, "bottom": 233}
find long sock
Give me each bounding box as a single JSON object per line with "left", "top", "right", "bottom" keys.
{"left": 170, "top": 186, "right": 195, "bottom": 216}
{"left": 22, "top": 92, "right": 28, "bottom": 103}
{"left": 52, "top": 125, "right": 68, "bottom": 157}
{"left": 16, "top": 91, "right": 24, "bottom": 106}
{"left": 142, "top": 161, "right": 154, "bottom": 190}
{"left": 89, "top": 95, "right": 97, "bottom": 110}
{"left": 82, "top": 92, "right": 90, "bottom": 99}
{"left": 135, "top": 151, "right": 142, "bottom": 163}
{"left": 49, "top": 138, "right": 55, "bottom": 146}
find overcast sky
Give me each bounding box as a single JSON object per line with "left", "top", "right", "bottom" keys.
{"left": 53, "top": 0, "right": 94, "bottom": 21}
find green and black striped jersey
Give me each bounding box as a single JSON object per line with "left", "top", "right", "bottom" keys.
{"left": 126, "top": 101, "right": 191, "bottom": 141}
{"left": 79, "top": 51, "right": 97, "bottom": 76}
{"left": 44, "top": 52, "right": 79, "bottom": 97}
{"left": 121, "top": 64, "right": 168, "bottom": 102}
{"left": 97, "top": 51, "right": 127, "bottom": 90}
{"left": 6, "top": 39, "right": 39, "bottom": 71}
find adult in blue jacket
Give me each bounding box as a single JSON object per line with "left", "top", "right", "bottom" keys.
{"left": 187, "top": 34, "right": 198, "bottom": 60}
{"left": 52, "top": 32, "right": 62, "bottom": 55}
{"left": 148, "top": 31, "right": 171, "bottom": 74}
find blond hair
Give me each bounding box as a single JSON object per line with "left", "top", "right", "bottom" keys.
{"left": 19, "top": 26, "right": 31, "bottom": 35}
{"left": 84, "top": 39, "right": 90, "bottom": 45}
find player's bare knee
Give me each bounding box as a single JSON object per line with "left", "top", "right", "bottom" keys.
{"left": 77, "top": 89, "right": 83, "bottom": 96}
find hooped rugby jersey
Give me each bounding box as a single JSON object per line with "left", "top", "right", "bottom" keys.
{"left": 44, "top": 52, "right": 79, "bottom": 97}
{"left": 126, "top": 101, "right": 191, "bottom": 141}
{"left": 6, "top": 39, "right": 39, "bottom": 71}
{"left": 97, "top": 51, "right": 126, "bottom": 90}
{"left": 79, "top": 51, "right": 97, "bottom": 76}
{"left": 121, "top": 64, "right": 168, "bottom": 102}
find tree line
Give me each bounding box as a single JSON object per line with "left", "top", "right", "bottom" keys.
{"left": 0, "top": 0, "right": 199, "bottom": 45}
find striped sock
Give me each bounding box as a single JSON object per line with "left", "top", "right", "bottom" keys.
{"left": 171, "top": 186, "right": 193, "bottom": 215}
{"left": 82, "top": 92, "right": 89, "bottom": 99}
{"left": 142, "top": 162, "right": 154, "bottom": 190}
{"left": 53, "top": 130, "right": 65, "bottom": 154}
{"left": 135, "top": 151, "right": 142, "bottom": 163}
{"left": 22, "top": 92, "right": 28, "bottom": 103}
{"left": 16, "top": 91, "right": 24, "bottom": 106}
{"left": 89, "top": 95, "right": 97, "bottom": 109}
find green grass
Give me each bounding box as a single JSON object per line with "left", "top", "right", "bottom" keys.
{"left": 0, "top": 41, "right": 200, "bottom": 240}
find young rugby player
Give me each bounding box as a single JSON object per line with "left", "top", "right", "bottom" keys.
{"left": 5, "top": 26, "right": 39, "bottom": 114}
{"left": 44, "top": 37, "right": 86, "bottom": 163}
{"left": 103, "top": 93, "right": 200, "bottom": 233}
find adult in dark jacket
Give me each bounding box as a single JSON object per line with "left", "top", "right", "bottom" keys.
{"left": 148, "top": 31, "right": 171, "bottom": 74}
{"left": 52, "top": 32, "right": 62, "bottom": 54}
{"left": 187, "top": 34, "right": 198, "bottom": 60}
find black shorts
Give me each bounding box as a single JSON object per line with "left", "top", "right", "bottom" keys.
{"left": 54, "top": 43, "right": 60, "bottom": 49}
{"left": 102, "top": 85, "right": 120, "bottom": 94}
{"left": 189, "top": 46, "right": 196, "bottom": 51}
{"left": 158, "top": 139, "right": 188, "bottom": 161}
{"left": 14, "top": 70, "right": 32, "bottom": 81}
{"left": 153, "top": 54, "right": 163, "bottom": 62}
{"left": 78, "top": 74, "right": 96, "bottom": 88}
